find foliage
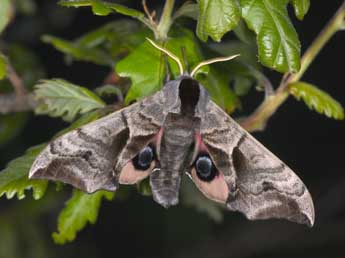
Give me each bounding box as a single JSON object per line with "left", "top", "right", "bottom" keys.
{"left": 0, "top": 144, "right": 47, "bottom": 200}
{"left": 0, "top": 0, "right": 344, "bottom": 246}
{"left": 52, "top": 189, "right": 114, "bottom": 244}
{"left": 34, "top": 79, "right": 106, "bottom": 122}
{"left": 289, "top": 81, "right": 344, "bottom": 120}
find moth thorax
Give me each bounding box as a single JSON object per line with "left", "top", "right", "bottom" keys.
{"left": 178, "top": 78, "right": 200, "bottom": 114}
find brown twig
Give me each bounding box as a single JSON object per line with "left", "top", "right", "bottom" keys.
{"left": 0, "top": 60, "right": 36, "bottom": 114}
{"left": 142, "top": 0, "right": 157, "bottom": 30}
{"left": 0, "top": 93, "right": 35, "bottom": 114}
{"left": 240, "top": 1, "right": 345, "bottom": 132}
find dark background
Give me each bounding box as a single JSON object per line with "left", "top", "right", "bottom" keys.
{"left": 0, "top": 1, "right": 345, "bottom": 258}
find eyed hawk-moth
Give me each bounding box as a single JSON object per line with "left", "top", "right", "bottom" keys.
{"left": 29, "top": 39, "right": 314, "bottom": 227}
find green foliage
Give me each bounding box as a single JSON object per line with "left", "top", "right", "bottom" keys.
{"left": 291, "top": 0, "right": 310, "bottom": 20}
{"left": 34, "top": 79, "right": 106, "bottom": 122}
{"left": 0, "top": 54, "right": 7, "bottom": 80}
{"left": 59, "top": 0, "right": 146, "bottom": 24}
{"left": 289, "top": 81, "right": 344, "bottom": 120}
{"left": 0, "top": 144, "right": 48, "bottom": 200}
{"left": 239, "top": 0, "right": 301, "bottom": 73}
{"left": 197, "top": 0, "right": 240, "bottom": 42}
{"left": 42, "top": 35, "right": 113, "bottom": 66}
{"left": 52, "top": 189, "right": 114, "bottom": 244}
{"left": 0, "top": 0, "right": 11, "bottom": 34}
{"left": 43, "top": 20, "right": 148, "bottom": 66}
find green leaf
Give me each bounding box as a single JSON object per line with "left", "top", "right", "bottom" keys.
{"left": 94, "top": 84, "right": 123, "bottom": 99}
{"left": 181, "top": 176, "right": 223, "bottom": 223}
{"left": 174, "top": 2, "right": 199, "bottom": 20}
{"left": 0, "top": 144, "right": 48, "bottom": 200}
{"left": 59, "top": 0, "right": 146, "bottom": 24}
{"left": 52, "top": 189, "right": 114, "bottom": 244}
{"left": 117, "top": 29, "right": 204, "bottom": 103}
{"left": 0, "top": 54, "right": 7, "bottom": 80}
{"left": 239, "top": 0, "right": 301, "bottom": 73}
{"left": 197, "top": 0, "right": 240, "bottom": 42}
{"left": 34, "top": 79, "right": 106, "bottom": 122}
{"left": 116, "top": 41, "right": 164, "bottom": 103}
{"left": 290, "top": 0, "right": 310, "bottom": 20}
{"left": 43, "top": 21, "right": 147, "bottom": 66}
{"left": 42, "top": 35, "right": 113, "bottom": 66}
{"left": 289, "top": 81, "right": 344, "bottom": 120}
{"left": 0, "top": 0, "right": 11, "bottom": 34}
{"left": 197, "top": 67, "right": 240, "bottom": 112}
{"left": 136, "top": 178, "right": 152, "bottom": 196}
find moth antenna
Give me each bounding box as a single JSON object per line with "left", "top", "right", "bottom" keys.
{"left": 190, "top": 54, "right": 240, "bottom": 78}
{"left": 146, "top": 38, "right": 184, "bottom": 76}
{"left": 181, "top": 46, "right": 190, "bottom": 74}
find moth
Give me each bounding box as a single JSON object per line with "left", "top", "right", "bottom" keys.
{"left": 29, "top": 39, "right": 314, "bottom": 227}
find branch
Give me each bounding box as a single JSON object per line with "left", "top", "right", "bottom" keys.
{"left": 240, "top": 1, "right": 345, "bottom": 132}
{"left": 0, "top": 93, "right": 36, "bottom": 114}
{"left": 156, "top": 0, "right": 175, "bottom": 40}
{"left": 0, "top": 60, "right": 36, "bottom": 114}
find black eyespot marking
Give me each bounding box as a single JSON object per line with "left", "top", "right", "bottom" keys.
{"left": 194, "top": 153, "right": 218, "bottom": 182}
{"left": 133, "top": 145, "right": 155, "bottom": 171}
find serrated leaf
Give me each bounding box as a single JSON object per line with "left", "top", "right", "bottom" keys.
{"left": 239, "top": 0, "right": 301, "bottom": 73}
{"left": 34, "top": 79, "right": 106, "bottom": 122}
{"left": 197, "top": 0, "right": 240, "bottom": 42}
{"left": 0, "top": 54, "right": 7, "bottom": 80}
{"left": 0, "top": 0, "right": 11, "bottom": 34}
{"left": 116, "top": 29, "right": 205, "bottom": 103}
{"left": 290, "top": 0, "right": 310, "bottom": 20}
{"left": 59, "top": 0, "right": 146, "bottom": 24}
{"left": 181, "top": 176, "right": 223, "bottom": 223}
{"left": 52, "top": 189, "right": 114, "bottom": 244}
{"left": 289, "top": 81, "right": 344, "bottom": 120}
{"left": 0, "top": 144, "right": 48, "bottom": 200}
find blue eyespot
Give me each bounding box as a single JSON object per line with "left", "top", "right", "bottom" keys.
{"left": 195, "top": 154, "right": 217, "bottom": 181}
{"left": 133, "top": 146, "right": 155, "bottom": 170}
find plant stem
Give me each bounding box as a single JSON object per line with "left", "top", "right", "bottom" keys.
{"left": 240, "top": 1, "right": 345, "bottom": 132}
{"left": 156, "top": 0, "right": 175, "bottom": 40}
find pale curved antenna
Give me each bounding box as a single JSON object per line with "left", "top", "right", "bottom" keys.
{"left": 190, "top": 54, "right": 240, "bottom": 77}
{"left": 146, "top": 38, "right": 184, "bottom": 76}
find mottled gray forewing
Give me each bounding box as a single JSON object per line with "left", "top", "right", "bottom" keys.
{"left": 29, "top": 91, "right": 167, "bottom": 193}
{"left": 201, "top": 101, "right": 315, "bottom": 226}
{"left": 29, "top": 108, "right": 130, "bottom": 193}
